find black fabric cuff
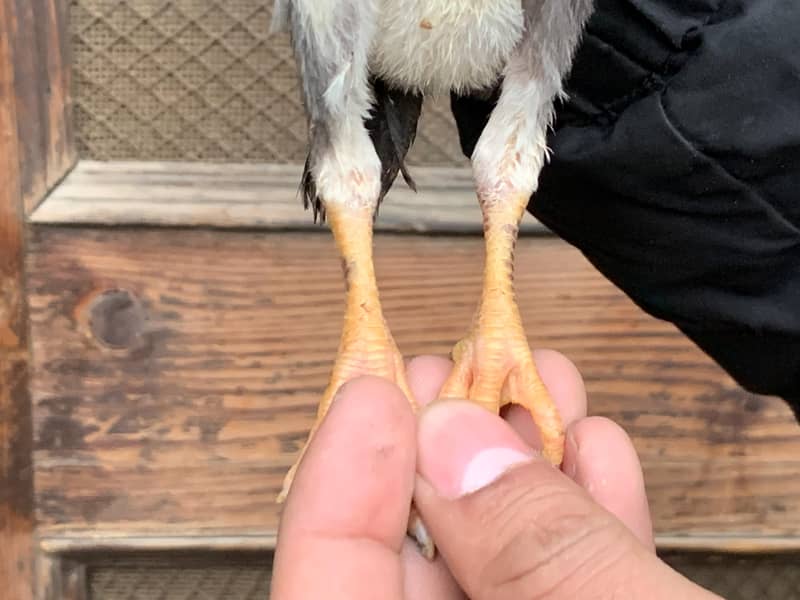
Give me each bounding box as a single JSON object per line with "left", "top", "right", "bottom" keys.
{"left": 531, "top": 0, "right": 800, "bottom": 401}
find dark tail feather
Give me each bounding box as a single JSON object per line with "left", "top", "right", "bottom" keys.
{"left": 299, "top": 79, "right": 423, "bottom": 223}
{"left": 450, "top": 85, "right": 502, "bottom": 159}
{"left": 301, "top": 136, "right": 326, "bottom": 224}
{"left": 367, "top": 78, "right": 423, "bottom": 204}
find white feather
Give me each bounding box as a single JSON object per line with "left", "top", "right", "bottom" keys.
{"left": 270, "top": 0, "right": 290, "bottom": 33}
{"left": 286, "top": 0, "right": 574, "bottom": 210}
{"left": 315, "top": 115, "right": 383, "bottom": 211}
{"left": 471, "top": 80, "right": 547, "bottom": 205}
{"left": 372, "top": 0, "right": 525, "bottom": 94}
{"left": 472, "top": 47, "right": 563, "bottom": 205}
{"left": 291, "top": 0, "right": 383, "bottom": 209}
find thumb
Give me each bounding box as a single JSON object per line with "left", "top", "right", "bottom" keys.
{"left": 413, "top": 400, "right": 716, "bottom": 600}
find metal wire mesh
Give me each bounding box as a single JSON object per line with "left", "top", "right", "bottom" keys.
{"left": 70, "top": 0, "right": 467, "bottom": 165}
{"left": 85, "top": 552, "right": 800, "bottom": 599}
{"left": 88, "top": 553, "right": 271, "bottom": 600}
{"left": 662, "top": 552, "right": 800, "bottom": 600}
{"left": 90, "top": 566, "right": 269, "bottom": 600}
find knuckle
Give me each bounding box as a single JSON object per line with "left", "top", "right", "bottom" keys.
{"left": 472, "top": 470, "right": 635, "bottom": 599}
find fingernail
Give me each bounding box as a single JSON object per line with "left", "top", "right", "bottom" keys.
{"left": 563, "top": 429, "right": 579, "bottom": 480}
{"left": 417, "top": 400, "right": 536, "bottom": 498}
{"left": 460, "top": 447, "right": 534, "bottom": 495}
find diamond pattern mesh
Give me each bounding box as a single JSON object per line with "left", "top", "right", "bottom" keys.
{"left": 70, "top": 0, "right": 467, "bottom": 165}
{"left": 88, "top": 554, "right": 271, "bottom": 600}
{"left": 86, "top": 552, "right": 800, "bottom": 599}
{"left": 662, "top": 552, "right": 800, "bottom": 600}
{"left": 90, "top": 566, "right": 269, "bottom": 600}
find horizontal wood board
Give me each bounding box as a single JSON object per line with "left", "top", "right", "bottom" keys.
{"left": 27, "top": 227, "right": 800, "bottom": 548}
{"left": 31, "top": 160, "right": 545, "bottom": 233}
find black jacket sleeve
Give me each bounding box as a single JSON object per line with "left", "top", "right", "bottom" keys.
{"left": 455, "top": 0, "right": 800, "bottom": 410}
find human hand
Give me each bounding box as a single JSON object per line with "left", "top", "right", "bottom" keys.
{"left": 271, "top": 353, "right": 720, "bottom": 599}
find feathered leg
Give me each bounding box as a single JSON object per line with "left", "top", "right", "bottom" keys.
{"left": 441, "top": 0, "right": 593, "bottom": 465}
{"left": 275, "top": 0, "right": 432, "bottom": 556}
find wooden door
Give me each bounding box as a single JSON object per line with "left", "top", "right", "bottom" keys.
{"left": 3, "top": 1, "right": 800, "bottom": 598}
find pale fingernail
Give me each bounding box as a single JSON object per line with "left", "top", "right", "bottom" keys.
{"left": 460, "top": 447, "right": 533, "bottom": 496}
{"left": 417, "top": 400, "right": 536, "bottom": 498}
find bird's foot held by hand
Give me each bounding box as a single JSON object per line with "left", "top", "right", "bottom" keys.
{"left": 440, "top": 326, "right": 565, "bottom": 465}
{"left": 278, "top": 331, "right": 415, "bottom": 503}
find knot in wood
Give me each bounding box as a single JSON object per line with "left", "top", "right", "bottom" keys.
{"left": 87, "top": 289, "right": 146, "bottom": 350}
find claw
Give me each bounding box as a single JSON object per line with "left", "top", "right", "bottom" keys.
{"left": 440, "top": 345, "right": 473, "bottom": 400}
{"left": 441, "top": 333, "right": 565, "bottom": 466}
{"left": 408, "top": 507, "right": 436, "bottom": 560}
{"left": 506, "top": 362, "right": 564, "bottom": 465}
{"left": 277, "top": 457, "right": 301, "bottom": 505}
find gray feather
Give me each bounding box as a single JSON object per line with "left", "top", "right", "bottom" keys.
{"left": 284, "top": 0, "right": 378, "bottom": 221}
{"left": 270, "top": 0, "right": 290, "bottom": 33}
{"left": 521, "top": 0, "right": 594, "bottom": 124}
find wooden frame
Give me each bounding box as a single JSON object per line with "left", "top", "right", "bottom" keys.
{"left": 2, "top": 0, "right": 76, "bottom": 597}
{"left": 36, "top": 554, "right": 87, "bottom": 600}
{"left": 8, "top": 0, "right": 75, "bottom": 215}
{"left": 29, "top": 161, "right": 545, "bottom": 233}
{"left": 1, "top": 4, "right": 35, "bottom": 596}
{"left": 3, "top": 0, "right": 800, "bottom": 597}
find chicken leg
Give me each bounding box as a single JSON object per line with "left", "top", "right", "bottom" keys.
{"left": 434, "top": 0, "right": 595, "bottom": 466}
{"left": 278, "top": 205, "right": 417, "bottom": 501}
{"left": 440, "top": 193, "right": 564, "bottom": 465}
{"left": 276, "top": 204, "right": 435, "bottom": 556}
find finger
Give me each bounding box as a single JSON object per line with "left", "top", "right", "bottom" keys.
{"left": 272, "top": 376, "right": 416, "bottom": 600}
{"left": 503, "top": 349, "right": 587, "bottom": 448}
{"left": 404, "top": 355, "right": 475, "bottom": 599}
{"left": 563, "top": 416, "right": 655, "bottom": 550}
{"left": 414, "top": 400, "right": 672, "bottom": 600}
{"left": 406, "top": 355, "right": 453, "bottom": 407}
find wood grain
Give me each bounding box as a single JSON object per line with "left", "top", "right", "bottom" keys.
{"left": 27, "top": 227, "right": 800, "bottom": 550}
{"left": 36, "top": 553, "right": 87, "bottom": 600}
{"left": 0, "top": 0, "right": 35, "bottom": 597}
{"left": 31, "top": 160, "right": 545, "bottom": 233}
{"left": 9, "top": 0, "right": 76, "bottom": 213}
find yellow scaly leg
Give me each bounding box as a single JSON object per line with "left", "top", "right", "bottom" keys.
{"left": 440, "top": 193, "right": 565, "bottom": 465}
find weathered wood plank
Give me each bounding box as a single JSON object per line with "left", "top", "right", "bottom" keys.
{"left": 36, "top": 532, "right": 800, "bottom": 555}
{"left": 26, "top": 228, "right": 800, "bottom": 549}
{"left": 35, "top": 553, "right": 88, "bottom": 600}
{"left": 39, "top": 535, "right": 278, "bottom": 554}
{"left": 0, "top": 0, "right": 35, "bottom": 597}
{"left": 9, "top": 0, "right": 48, "bottom": 210}
{"left": 30, "top": 161, "right": 546, "bottom": 233}
{"left": 39, "top": 0, "right": 75, "bottom": 192}
{"left": 9, "top": 0, "right": 76, "bottom": 213}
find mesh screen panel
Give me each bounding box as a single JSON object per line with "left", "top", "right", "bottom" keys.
{"left": 70, "top": 0, "right": 467, "bottom": 165}
{"left": 85, "top": 552, "right": 800, "bottom": 599}
{"left": 662, "top": 552, "right": 800, "bottom": 600}
{"left": 88, "top": 553, "right": 271, "bottom": 600}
